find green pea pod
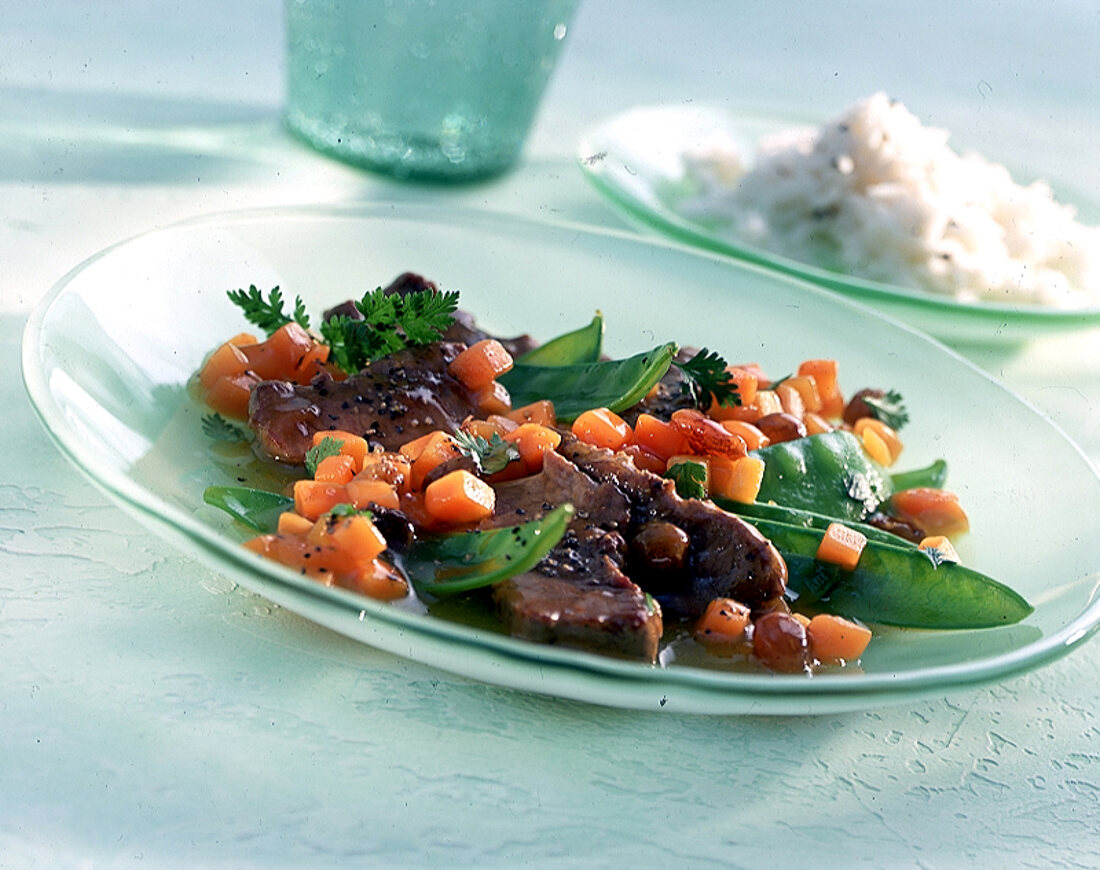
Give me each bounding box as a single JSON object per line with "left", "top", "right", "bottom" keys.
{"left": 499, "top": 342, "right": 677, "bottom": 422}
{"left": 406, "top": 504, "right": 574, "bottom": 596}
{"left": 203, "top": 486, "right": 294, "bottom": 532}
{"left": 715, "top": 496, "right": 918, "bottom": 549}
{"left": 751, "top": 430, "right": 893, "bottom": 522}
{"left": 891, "top": 458, "right": 949, "bottom": 491}
{"left": 743, "top": 516, "right": 1033, "bottom": 629}
{"left": 516, "top": 312, "right": 604, "bottom": 366}
{"left": 203, "top": 485, "right": 574, "bottom": 595}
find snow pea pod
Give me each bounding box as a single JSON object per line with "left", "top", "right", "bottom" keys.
{"left": 203, "top": 485, "right": 293, "bottom": 532}
{"left": 202, "top": 486, "right": 573, "bottom": 595}
{"left": 751, "top": 430, "right": 893, "bottom": 522}
{"left": 716, "top": 497, "right": 917, "bottom": 549}
{"left": 405, "top": 504, "right": 574, "bottom": 596}
{"left": 743, "top": 516, "right": 1033, "bottom": 629}
{"left": 516, "top": 313, "right": 603, "bottom": 366}
{"left": 499, "top": 342, "right": 677, "bottom": 422}
{"left": 890, "top": 458, "right": 948, "bottom": 491}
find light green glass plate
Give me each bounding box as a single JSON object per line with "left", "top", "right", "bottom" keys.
{"left": 21, "top": 203, "right": 1100, "bottom": 714}
{"left": 578, "top": 104, "right": 1100, "bottom": 344}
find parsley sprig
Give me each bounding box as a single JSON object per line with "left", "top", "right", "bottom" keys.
{"left": 227, "top": 285, "right": 310, "bottom": 335}
{"left": 676, "top": 348, "right": 741, "bottom": 409}
{"left": 665, "top": 459, "right": 709, "bottom": 500}
{"left": 201, "top": 412, "right": 250, "bottom": 443}
{"left": 320, "top": 286, "right": 459, "bottom": 375}
{"left": 863, "top": 390, "right": 909, "bottom": 430}
{"left": 305, "top": 435, "right": 345, "bottom": 475}
{"left": 453, "top": 430, "right": 520, "bottom": 475}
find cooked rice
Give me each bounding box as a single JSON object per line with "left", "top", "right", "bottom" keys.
{"left": 679, "top": 93, "right": 1100, "bottom": 308}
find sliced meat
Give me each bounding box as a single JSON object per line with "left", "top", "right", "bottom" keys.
{"left": 557, "top": 435, "right": 788, "bottom": 617}
{"left": 480, "top": 450, "right": 662, "bottom": 662}
{"left": 248, "top": 341, "right": 477, "bottom": 465}
{"left": 324, "top": 271, "right": 538, "bottom": 359}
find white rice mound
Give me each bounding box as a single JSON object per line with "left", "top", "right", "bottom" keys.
{"left": 679, "top": 93, "right": 1100, "bottom": 307}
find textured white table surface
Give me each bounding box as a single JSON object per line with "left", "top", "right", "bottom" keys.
{"left": 3, "top": 2, "right": 1099, "bottom": 867}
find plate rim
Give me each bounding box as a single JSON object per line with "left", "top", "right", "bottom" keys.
{"left": 20, "top": 201, "right": 1100, "bottom": 713}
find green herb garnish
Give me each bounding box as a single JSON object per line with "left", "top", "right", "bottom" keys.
{"left": 320, "top": 286, "right": 459, "bottom": 375}
{"left": 201, "top": 412, "right": 250, "bottom": 443}
{"left": 665, "top": 460, "right": 709, "bottom": 500}
{"left": 305, "top": 435, "right": 345, "bottom": 475}
{"left": 863, "top": 389, "right": 909, "bottom": 430}
{"left": 227, "top": 284, "right": 310, "bottom": 335}
{"left": 453, "top": 429, "right": 521, "bottom": 475}
{"left": 676, "top": 348, "right": 740, "bottom": 408}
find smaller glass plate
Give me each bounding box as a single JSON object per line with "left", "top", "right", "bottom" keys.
{"left": 578, "top": 104, "right": 1100, "bottom": 343}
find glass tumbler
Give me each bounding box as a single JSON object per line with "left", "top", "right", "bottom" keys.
{"left": 285, "top": 0, "right": 579, "bottom": 182}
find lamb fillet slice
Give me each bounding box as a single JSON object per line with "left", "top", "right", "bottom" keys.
{"left": 248, "top": 341, "right": 477, "bottom": 465}
{"left": 480, "top": 450, "right": 663, "bottom": 662}
{"left": 557, "top": 435, "right": 788, "bottom": 617}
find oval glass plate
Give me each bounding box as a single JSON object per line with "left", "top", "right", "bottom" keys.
{"left": 578, "top": 104, "right": 1100, "bottom": 343}
{"left": 21, "top": 203, "right": 1100, "bottom": 715}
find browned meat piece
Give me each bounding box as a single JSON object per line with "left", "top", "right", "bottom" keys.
{"left": 248, "top": 342, "right": 477, "bottom": 465}
{"left": 558, "top": 435, "right": 788, "bottom": 617}
{"left": 323, "top": 272, "right": 538, "bottom": 359}
{"left": 479, "top": 450, "right": 662, "bottom": 662}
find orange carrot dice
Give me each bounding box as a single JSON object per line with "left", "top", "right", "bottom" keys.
{"left": 423, "top": 470, "right": 496, "bottom": 524}
{"left": 816, "top": 522, "right": 868, "bottom": 571}
{"left": 571, "top": 408, "right": 633, "bottom": 451}
{"left": 449, "top": 339, "right": 514, "bottom": 390}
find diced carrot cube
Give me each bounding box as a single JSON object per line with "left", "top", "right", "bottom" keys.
{"left": 694, "top": 597, "right": 751, "bottom": 646}
{"left": 354, "top": 559, "right": 410, "bottom": 601}
{"left": 276, "top": 511, "right": 314, "bottom": 536}
{"left": 199, "top": 340, "right": 251, "bottom": 391}
{"left": 710, "top": 455, "right": 765, "bottom": 504}
{"left": 859, "top": 425, "right": 893, "bottom": 466}
{"left": 797, "top": 359, "right": 844, "bottom": 419}
{"left": 449, "top": 339, "right": 514, "bottom": 390}
{"left": 423, "top": 469, "right": 496, "bottom": 524}
{"left": 313, "top": 453, "right": 357, "bottom": 484}
{"left": 753, "top": 390, "right": 783, "bottom": 417}
{"left": 807, "top": 614, "right": 872, "bottom": 663}
{"left": 486, "top": 413, "right": 520, "bottom": 434}
{"left": 345, "top": 478, "right": 401, "bottom": 511}
{"left": 355, "top": 452, "right": 412, "bottom": 492}
{"left": 890, "top": 488, "right": 970, "bottom": 538}
{"left": 776, "top": 382, "right": 806, "bottom": 419}
{"left": 399, "top": 430, "right": 442, "bottom": 462}
{"left": 854, "top": 417, "right": 903, "bottom": 465}
{"left": 409, "top": 431, "right": 462, "bottom": 491}
{"left": 293, "top": 480, "right": 351, "bottom": 520}
{"left": 719, "top": 420, "right": 769, "bottom": 451}
{"left": 203, "top": 371, "right": 260, "bottom": 420}
{"left": 816, "top": 522, "right": 868, "bottom": 571}
{"left": 504, "top": 423, "right": 562, "bottom": 473}
{"left": 312, "top": 429, "right": 369, "bottom": 471}
{"left": 803, "top": 412, "right": 833, "bottom": 436}
{"left": 621, "top": 444, "right": 668, "bottom": 475}
{"left": 471, "top": 380, "right": 512, "bottom": 416}
{"left": 918, "top": 535, "right": 960, "bottom": 563}
{"left": 633, "top": 413, "right": 689, "bottom": 461}
{"left": 505, "top": 400, "right": 557, "bottom": 427}
{"left": 571, "top": 408, "right": 632, "bottom": 451}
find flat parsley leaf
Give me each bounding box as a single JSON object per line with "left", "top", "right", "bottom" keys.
{"left": 226, "top": 284, "right": 310, "bottom": 335}
{"left": 665, "top": 459, "right": 709, "bottom": 500}
{"left": 305, "top": 435, "right": 345, "bottom": 475}
{"left": 201, "top": 412, "right": 250, "bottom": 443}
{"left": 453, "top": 429, "right": 521, "bottom": 475}
{"left": 320, "top": 286, "right": 460, "bottom": 375}
{"left": 863, "top": 390, "right": 910, "bottom": 430}
{"left": 676, "top": 348, "right": 741, "bottom": 409}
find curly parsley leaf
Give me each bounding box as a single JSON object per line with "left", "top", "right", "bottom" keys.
{"left": 319, "top": 286, "right": 460, "bottom": 375}
{"left": 201, "top": 412, "right": 250, "bottom": 443}
{"left": 665, "top": 460, "right": 709, "bottom": 500}
{"left": 863, "top": 390, "right": 910, "bottom": 430}
{"left": 305, "top": 435, "right": 345, "bottom": 475}
{"left": 676, "top": 348, "right": 741, "bottom": 409}
{"left": 453, "top": 429, "right": 521, "bottom": 475}
{"left": 226, "top": 284, "right": 310, "bottom": 335}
